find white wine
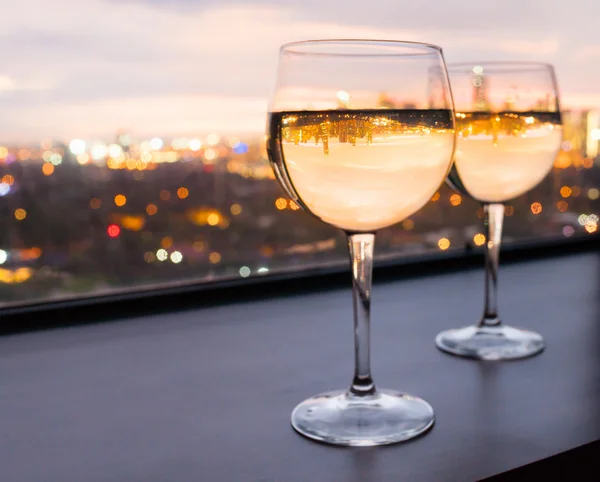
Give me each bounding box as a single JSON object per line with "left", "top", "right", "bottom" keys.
{"left": 267, "top": 109, "right": 454, "bottom": 232}
{"left": 448, "top": 111, "right": 562, "bottom": 202}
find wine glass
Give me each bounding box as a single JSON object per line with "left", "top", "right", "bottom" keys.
{"left": 435, "top": 62, "right": 563, "bottom": 361}
{"left": 266, "top": 40, "right": 456, "bottom": 446}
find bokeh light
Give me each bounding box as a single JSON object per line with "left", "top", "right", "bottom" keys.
{"left": 438, "top": 238, "right": 451, "bottom": 250}
{"left": 473, "top": 233, "right": 486, "bottom": 246}
{"left": 14, "top": 208, "right": 26, "bottom": 221}
{"left": 114, "top": 194, "right": 127, "bottom": 207}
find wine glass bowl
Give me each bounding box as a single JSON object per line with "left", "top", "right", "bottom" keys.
{"left": 267, "top": 40, "right": 456, "bottom": 445}
{"left": 436, "top": 62, "right": 563, "bottom": 361}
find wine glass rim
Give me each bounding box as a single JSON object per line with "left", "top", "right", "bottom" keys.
{"left": 280, "top": 39, "right": 443, "bottom": 56}
{"left": 447, "top": 61, "right": 555, "bottom": 70}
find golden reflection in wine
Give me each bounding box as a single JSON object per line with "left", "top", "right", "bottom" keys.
{"left": 449, "top": 111, "right": 562, "bottom": 203}
{"left": 268, "top": 109, "right": 454, "bottom": 232}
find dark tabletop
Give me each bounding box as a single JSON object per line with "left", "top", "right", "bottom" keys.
{"left": 1, "top": 251, "right": 599, "bottom": 482}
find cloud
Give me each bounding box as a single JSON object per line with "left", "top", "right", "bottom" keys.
{"left": 0, "top": 0, "right": 599, "bottom": 139}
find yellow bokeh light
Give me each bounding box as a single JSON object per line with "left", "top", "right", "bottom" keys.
{"left": 438, "top": 238, "right": 451, "bottom": 250}
{"left": 588, "top": 188, "right": 599, "bottom": 200}
{"left": 402, "top": 219, "right": 414, "bottom": 231}
{"left": 42, "top": 163, "right": 55, "bottom": 176}
{"left": 161, "top": 236, "right": 173, "bottom": 249}
{"left": 0, "top": 147, "right": 8, "bottom": 158}
{"left": 207, "top": 213, "right": 220, "bottom": 226}
{"left": 430, "top": 191, "right": 440, "bottom": 202}
{"left": 209, "top": 252, "right": 221, "bottom": 264}
{"left": 177, "top": 187, "right": 189, "bottom": 199}
{"left": 114, "top": 194, "right": 127, "bottom": 207}
{"left": 204, "top": 148, "right": 217, "bottom": 161}
{"left": 473, "top": 233, "right": 486, "bottom": 246}
{"left": 530, "top": 202, "right": 542, "bottom": 215}
{"left": 450, "top": 194, "right": 462, "bottom": 206}
{"left": 160, "top": 190, "right": 171, "bottom": 201}
{"left": 2, "top": 174, "right": 14, "bottom": 185}
{"left": 275, "top": 197, "right": 288, "bottom": 210}
{"left": 289, "top": 200, "right": 300, "bottom": 210}
{"left": 121, "top": 215, "right": 145, "bottom": 231}
{"left": 90, "top": 198, "right": 101, "bottom": 209}
{"left": 583, "top": 157, "right": 594, "bottom": 169}
{"left": 146, "top": 203, "right": 158, "bottom": 215}
{"left": 13, "top": 267, "right": 32, "bottom": 283}
{"left": 14, "top": 208, "right": 26, "bottom": 221}
{"left": 559, "top": 186, "right": 572, "bottom": 198}
{"left": 585, "top": 222, "right": 598, "bottom": 234}
{"left": 230, "top": 204, "right": 242, "bottom": 215}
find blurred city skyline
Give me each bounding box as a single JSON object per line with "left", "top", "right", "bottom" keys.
{"left": 2, "top": 0, "right": 600, "bottom": 141}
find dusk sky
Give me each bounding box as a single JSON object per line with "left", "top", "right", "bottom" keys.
{"left": 2, "top": 0, "right": 599, "bottom": 142}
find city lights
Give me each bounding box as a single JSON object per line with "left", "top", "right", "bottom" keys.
{"left": 473, "top": 233, "right": 486, "bottom": 246}
{"left": 114, "top": 194, "right": 127, "bottom": 207}
{"left": 207, "top": 213, "right": 220, "bottom": 226}
{"left": 42, "top": 163, "right": 55, "bottom": 176}
{"left": 107, "top": 224, "right": 120, "bottom": 237}
{"left": 275, "top": 198, "right": 287, "bottom": 210}
{"left": 450, "top": 194, "right": 462, "bottom": 206}
{"left": 530, "top": 202, "right": 542, "bottom": 215}
{"left": 69, "top": 139, "right": 86, "bottom": 155}
{"left": 91, "top": 144, "right": 108, "bottom": 160}
{"left": 438, "top": 238, "right": 451, "bottom": 250}
{"left": 189, "top": 139, "right": 202, "bottom": 151}
{"left": 150, "top": 137, "right": 164, "bottom": 150}
{"left": 560, "top": 186, "right": 572, "bottom": 198}
{"left": 402, "top": 219, "right": 414, "bottom": 230}
{"left": 170, "top": 251, "right": 183, "bottom": 264}
{"left": 0, "top": 102, "right": 594, "bottom": 299}
{"left": 14, "top": 208, "right": 27, "bottom": 221}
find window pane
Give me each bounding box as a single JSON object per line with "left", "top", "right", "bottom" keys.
{"left": 0, "top": 2, "right": 598, "bottom": 308}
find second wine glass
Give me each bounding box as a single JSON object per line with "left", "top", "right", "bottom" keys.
{"left": 435, "top": 62, "right": 563, "bottom": 360}
{"left": 267, "top": 40, "right": 456, "bottom": 446}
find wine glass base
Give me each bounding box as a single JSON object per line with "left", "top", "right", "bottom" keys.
{"left": 290, "top": 389, "right": 434, "bottom": 446}
{"left": 435, "top": 324, "right": 545, "bottom": 360}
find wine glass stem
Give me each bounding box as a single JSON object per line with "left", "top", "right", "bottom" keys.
{"left": 347, "top": 233, "right": 376, "bottom": 396}
{"left": 479, "top": 203, "right": 504, "bottom": 327}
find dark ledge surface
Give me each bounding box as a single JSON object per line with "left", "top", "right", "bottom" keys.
{"left": 1, "top": 251, "right": 599, "bottom": 481}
